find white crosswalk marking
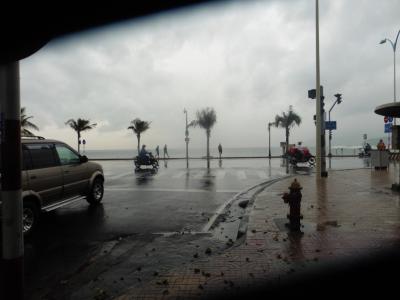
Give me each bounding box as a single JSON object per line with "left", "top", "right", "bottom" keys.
{"left": 256, "top": 170, "right": 268, "bottom": 179}
{"left": 105, "top": 187, "right": 239, "bottom": 193}
{"left": 194, "top": 171, "right": 205, "bottom": 179}
{"left": 107, "top": 171, "right": 133, "bottom": 180}
{"left": 105, "top": 168, "right": 274, "bottom": 182}
{"left": 236, "top": 170, "right": 247, "bottom": 180}
{"left": 216, "top": 170, "right": 226, "bottom": 179}
{"left": 172, "top": 171, "right": 186, "bottom": 178}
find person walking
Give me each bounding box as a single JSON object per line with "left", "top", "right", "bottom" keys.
{"left": 163, "top": 144, "right": 169, "bottom": 159}
{"left": 155, "top": 145, "right": 160, "bottom": 159}
{"left": 218, "top": 143, "right": 222, "bottom": 159}
{"left": 377, "top": 139, "right": 386, "bottom": 151}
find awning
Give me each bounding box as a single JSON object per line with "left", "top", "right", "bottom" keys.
{"left": 374, "top": 102, "right": 400, "bottom": 117}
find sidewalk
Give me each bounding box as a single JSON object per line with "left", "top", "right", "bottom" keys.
{"left": 116, "top": 168, "right": 400, "bottom": 299}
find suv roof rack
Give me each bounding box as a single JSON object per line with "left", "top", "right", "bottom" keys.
{"left": 21, "top": 135, "right": 45, "bottom": 140}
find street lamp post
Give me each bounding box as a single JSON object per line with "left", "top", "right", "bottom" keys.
{"left": 315, "top": 0, "right": 324, "bottom": 177}
{"left": 268, "top": 122, "right": 273, "bottom": 159}
{"left": 184, "top": 108, "right": 189, "bottom": 168}
{"left": 380, "top": 29, "right": 400, "bottom": 125}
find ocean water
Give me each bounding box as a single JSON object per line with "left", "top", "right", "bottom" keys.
{"left": 83, "top": 146, "right": 362, "bottom": 159}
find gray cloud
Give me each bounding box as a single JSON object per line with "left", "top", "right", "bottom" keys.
{"left": 20, "top": 0, "right": 400, "bottom": 150}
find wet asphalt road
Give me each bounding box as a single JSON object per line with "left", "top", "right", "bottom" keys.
{"left": 4, "top": 157, "right": 369, "bottom": 298}
{"left": 28, "top": 159, "right": 288, "bottom": 241}
{"left": 28, "top": 157, "right": 370, "bottom": 237}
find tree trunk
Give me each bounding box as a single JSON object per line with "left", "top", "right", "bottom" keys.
{"left": 137, "top": 134, "right": 141, "bottom": 156}
{"left": 77, "top": 131, "right": 81, "bottom": 154}
{"left": 207, "top": 129, "right": 210, "bottom": 169}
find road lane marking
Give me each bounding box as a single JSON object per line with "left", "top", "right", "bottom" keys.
{"left": 107, "top": 171, "right": 134, "bottom": 180}
{"left": 216, "top": 170, "right": 226, "bottom": 179}
{"left": 172, "top": 171, "right": 186, "bottom": 178}
{"left": 236, "top": 170, "right": 247, "bottom": 180}
{"left": 193, "top": 171, "right": 205, "bottom": 179}
{"left": 105, "top": 187, "right": 239, "bottom": 193}
{"left": 256, "top": 171, "right": 268, "bottom": 179}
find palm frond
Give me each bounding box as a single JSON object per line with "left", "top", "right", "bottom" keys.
{"left": 65, "top": 118, "right": 96, "bottom": 132}
{"left": 274, "top": 107, "right": 301, "bottom": 129}
{"left": 21, "top": 107, "right": 39, "bottom": 134}
{"left": 128, "top": 118, "right": 151, "bottom": 134}
{"left": 195, "top": 107, "right": 217, "bottom": 131}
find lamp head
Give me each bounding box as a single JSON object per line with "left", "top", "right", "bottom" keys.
{"left": 380, "top": 39, "right": 387, "bottom": 44}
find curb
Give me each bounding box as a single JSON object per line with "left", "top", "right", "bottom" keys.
{"left": 203, "top": 175, "right": 292, "bottom": 243}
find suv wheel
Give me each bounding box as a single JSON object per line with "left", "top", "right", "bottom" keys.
{"left": 23, "top": 201, "right": 39, "bottom": 236}
{"left": 87, "top": 177, "right": 104, "bottom": 204}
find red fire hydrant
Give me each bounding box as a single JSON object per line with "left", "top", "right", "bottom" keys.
{"left": 282, "top": 178, "right": 303, "bottom": 231}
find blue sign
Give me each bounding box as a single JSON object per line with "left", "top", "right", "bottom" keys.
{"left": 325, "top": 121, "right": 337, "bottom": 130}
{"left": 385, "top": 123, "right": 392, "bottom": 133}
{"left": 388, "top": 116, "right": 394, "bottom": 123}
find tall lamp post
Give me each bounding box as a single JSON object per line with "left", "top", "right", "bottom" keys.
{"left": 314, "top": 0, "right": 325, "bottom": 177}
{"left": 184, "top": 108, "right": 189, "bottom": 168}
{"left": 183, "top": 109, "right": 195, "bottom": 168}
{"left": 380, "top": 29, "right": 400, "bottom": 125}
{"left": 328, "top": 93, "right": 342, "bottom": 157}
{"left": 268, "top": 122, "right": 273, "bottom": 159}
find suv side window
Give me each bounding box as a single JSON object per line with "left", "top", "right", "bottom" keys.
{"left": 26, "top": 143, "right": 59, "bottom": 169}
{"left": 55, "top": 144, "right": 80, "bottom": 165}
{"left": 22, "top": 146, "right": 33, "bottom": 170}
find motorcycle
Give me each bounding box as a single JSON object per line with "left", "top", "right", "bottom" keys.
{"left": 287, "top": 145, "right": 316, "bottom": 167}
{"left": 358, "top": 144, "right": 371, "bottom": 158}
{"left": 134, "top": 152, "right": 159, "bottom": 171}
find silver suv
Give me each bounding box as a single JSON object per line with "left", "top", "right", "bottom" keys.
{"left": 1, "top": 137, "right": 104, "bottom": 236}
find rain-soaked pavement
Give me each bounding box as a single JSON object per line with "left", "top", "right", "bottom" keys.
{"left": 1, "top": 157, "right": 373, "bottom": 299}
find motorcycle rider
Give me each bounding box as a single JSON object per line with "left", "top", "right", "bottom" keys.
{"left": 139, "top": 144, "right": 151, "bottom": 163}
{"left": 295, "top": 141, "right": 304, "bottom": 160}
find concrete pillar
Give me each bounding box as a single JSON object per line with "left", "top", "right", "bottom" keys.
{"left": 0, "top": 62, "right": 24, "bottom": 300}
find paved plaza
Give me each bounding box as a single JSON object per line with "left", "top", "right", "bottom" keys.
{"left": 114, "top": 167, "right": 400, "bottom": 299}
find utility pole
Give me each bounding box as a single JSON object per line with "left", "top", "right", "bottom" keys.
{"left": 1, "top": 62, "right": 24, "bottom": 300}
{"left": 315, "top": 0, "right": 322, "bottom": 177}
{"left": 320, "top": 87, "right": 328, "bottom": 177}
{"left": 184, "top": 108, "right": 189, "bottom": 168}
{"left": 308, "top": 85, "right": 326, "bottom": 176}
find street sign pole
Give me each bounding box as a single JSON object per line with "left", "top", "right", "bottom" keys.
{"left": 328, "top": 109, "right": 332, "bottom": 158}
{"left": 384, "top": 116, "right": 393, "bottom": 149}
{"left": 320, "top": 89, "right": 327, "bottom": 177}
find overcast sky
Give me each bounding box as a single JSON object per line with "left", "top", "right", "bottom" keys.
{"left": 20, "top": 0, "right": 400, "bottom": 151}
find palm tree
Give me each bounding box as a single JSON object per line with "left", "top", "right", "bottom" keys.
{"left": 21, "top": 107, "right": 39, "bottom": 137}
{"left": 65, "top": 118, "right": 97, "bottom": 154}
{"left": 274, "top": 106, "right": 302, "bottom": 155}
{"left": 127, "top": 118, "right": 151, "bottom": 155}
{"left": 193, "top": 107, "right": 217, "bottom": 169}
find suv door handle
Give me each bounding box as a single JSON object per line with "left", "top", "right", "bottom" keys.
{"left": 30, "top": 175, "right": 37, "bottom": 180}
{"left": 64, "top": 170, "right": 70, "bottom": 174}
